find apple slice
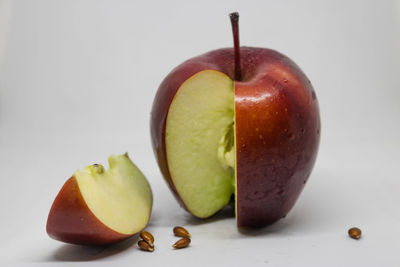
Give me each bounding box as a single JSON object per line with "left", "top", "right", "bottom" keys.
{"left": 46, "top": 153, "right": 153, "bottom": 245}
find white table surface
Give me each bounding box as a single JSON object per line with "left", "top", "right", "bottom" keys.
{"left": 1, "top": 0, "right": 399, "bottom": 266}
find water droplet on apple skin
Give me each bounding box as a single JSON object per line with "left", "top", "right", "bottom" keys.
{"left": 311, "top": 91, "right": 316, "bottom": 100}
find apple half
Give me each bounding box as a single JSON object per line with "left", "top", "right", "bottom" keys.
{"left": 46, "top": 154, "right": 153, "bottom": 245}
{"left": 150, "top": 13, "right": 320, "bottom": 227}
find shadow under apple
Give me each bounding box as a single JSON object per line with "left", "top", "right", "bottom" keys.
{"left": 180, "top": 168, "right": 329, "bottom": 237}
{"left": 45, "top": 234, "right": 138, "bottom": 262}
{"left": 183, "top": 205, "right": 235, "bottom": 226}
{"left": 238, "top": 169, "right": 331, "bottom": 236}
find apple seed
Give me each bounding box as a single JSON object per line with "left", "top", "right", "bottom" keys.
{"left": 173, "top": 226, "right": 191, "bottom": 238}
{"left": 348, "top": 227, "right": 362, "bottom": 239}
{"left": 92, "top": 164, "right": 104, "bottom": 174}
{"left": 140, "top": 231, "right": 154, "bottom": 248}
{"left": 138, "top": 240, "right": 154, "bottom": 252}
{"left": 172, "top": 237, "right": 191, "bottom": 249}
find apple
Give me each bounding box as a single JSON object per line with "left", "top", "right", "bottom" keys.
{"left": 47, "top": 153, "right": 153, "bottom": 245}
{"left": 150, "top": 13, "right": 320, "bottom": 227}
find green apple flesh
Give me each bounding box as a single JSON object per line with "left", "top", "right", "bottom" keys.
{"left": 74, "top": 154, "right": 152, "bottom": 235}
{"left": 166, "top": 70, "right": 235, "bottom": 218}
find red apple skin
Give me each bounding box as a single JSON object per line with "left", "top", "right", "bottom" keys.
{"left": 235, "top": 51, "right": 320, "bottom": 227}
{"left": 150, "top": 47, "right": 320, "bottom": 227}
{"left": 47, "top": 177, "right": 130, "bottom": 245}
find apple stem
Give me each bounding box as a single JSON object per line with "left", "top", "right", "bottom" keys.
{"left": 230, "top": 12, "right": 242, "bottom": 81}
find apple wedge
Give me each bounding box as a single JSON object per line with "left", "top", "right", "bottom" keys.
{"left": 47, "top": 153, "right": 153, "bottom": 245}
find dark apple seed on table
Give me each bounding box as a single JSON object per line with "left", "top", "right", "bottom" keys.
{"left": 172, "top": 237, "right": 191, "bottom": 249}
{"left": 140, "top": 231, "right": 154, "bottom": 247}
{"left": 348, "top": 227, "right": 362, "bottom": 239}
{"left": 173, "top": 226, "right": 191, "bottom": 238}
{"left": 138, "top": 240, "right": 154, "bottom": 252}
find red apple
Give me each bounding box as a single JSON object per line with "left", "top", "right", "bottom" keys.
{"left": 47, "top": 154, "right": 153, "bottom": 245}
{"left": 150, "top": 13, "right": 320, "bottom": 227}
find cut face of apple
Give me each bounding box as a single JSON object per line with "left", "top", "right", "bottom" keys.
{"left": 165, "top": 70, "right": 235, "bottom": 218}
{"left": 47, "top": 154, "right": 153, "bottom": 245}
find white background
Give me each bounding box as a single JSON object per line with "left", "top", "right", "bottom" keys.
{"left": 1, "top": 0, "right": 400, "bottom": 266}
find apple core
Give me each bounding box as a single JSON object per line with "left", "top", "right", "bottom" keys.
{"left": 217, "top": 121, "right": 235, "bottom": 172}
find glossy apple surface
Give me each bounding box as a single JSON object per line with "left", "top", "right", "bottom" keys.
{"left": 47, "top": 154, "right": 153, "bottom": 245}
{"left": 234, "top": 49, "right": 320, "bottom": 226}
{"left": 151, "top": 46, "right": 320, "bottom": 227}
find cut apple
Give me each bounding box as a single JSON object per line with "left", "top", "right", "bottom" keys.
{"left": 47, "top": 153, "right": 153, "bottom": 245}
{"left": 150, "top": 13, "right": 320, "bottom": 227}
{"left": 165, "top": 70, "right": 235, "bottom": 218}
